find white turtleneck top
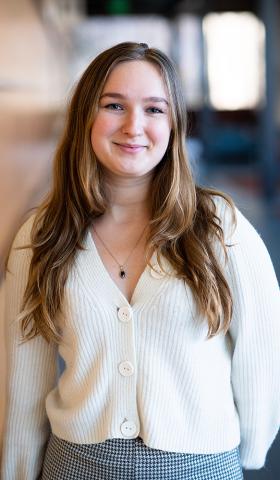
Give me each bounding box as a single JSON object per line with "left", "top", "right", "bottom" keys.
{"left": 1, "top": 197, "right": 280, "bottom": 479}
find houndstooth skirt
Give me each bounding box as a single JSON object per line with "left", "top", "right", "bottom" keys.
{"left": 40, "top": 434, "right": 243, "bottom": 480}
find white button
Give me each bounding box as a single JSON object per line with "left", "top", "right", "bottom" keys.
{"left": 118, "top": 361, "right": 134, "bottom": 377}
{"left": 120, "top": 420, "right": 138, "bottom": 437}
{"left": 150, "top": 264, "right": 165, "bottom": 279}
{"left": 118, "top": 306, "right": 132, "bottom": 323}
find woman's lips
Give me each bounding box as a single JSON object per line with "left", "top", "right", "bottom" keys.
{"left": 113, "top": 142, "right": 147, "bottom": 153}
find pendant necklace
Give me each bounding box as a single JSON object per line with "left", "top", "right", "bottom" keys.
{"left": 93, "top": 224, "right": 148, "bottom": 279}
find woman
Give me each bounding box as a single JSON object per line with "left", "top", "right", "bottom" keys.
{"left": 1, "top": 42, "right": 280, "bottom": 480}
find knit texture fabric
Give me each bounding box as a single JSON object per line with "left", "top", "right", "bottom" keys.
{"left": 1, "top": 197, "right": 280, "bottom": 479}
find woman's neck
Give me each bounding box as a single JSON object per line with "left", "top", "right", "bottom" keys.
{"left": 102, "top": 172, "right": 152, "bottom": 225}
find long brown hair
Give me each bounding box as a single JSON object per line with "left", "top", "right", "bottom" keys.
{"left": 19, "top": 41, "right": 235, "bottom": 344}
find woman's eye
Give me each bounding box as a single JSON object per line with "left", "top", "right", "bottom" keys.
{"left": 146, "top": 106, "right": 164, "bottom": 114}
{"left": 104, "top": 103, "right": 123, "bottom": 111}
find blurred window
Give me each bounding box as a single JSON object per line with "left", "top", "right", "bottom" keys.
{"left": 176, "top": 15, "right": 204, "bottom": 110}
{"left": 203, "top": 12, "right": 265, "bottom": 110}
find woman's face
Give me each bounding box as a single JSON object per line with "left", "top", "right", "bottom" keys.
{"left": 91, "top": 60, "right": 171, "bottom": 179}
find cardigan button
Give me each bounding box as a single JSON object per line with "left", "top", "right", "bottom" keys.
{"left": 150, "top": 264, "right": 165, "bottom": 279}
{"left": 120, "top": 419, "right": 138, "bottom": 437}
{"left": 118, "top": 306, "right": 132, "bottom": 322}
{"left": 118, "top": 361, "right": 134, "bottom": 377}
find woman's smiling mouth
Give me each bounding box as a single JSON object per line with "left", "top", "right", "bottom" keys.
{"left": 113, "top": 142, "right": 147, "bottom": 153}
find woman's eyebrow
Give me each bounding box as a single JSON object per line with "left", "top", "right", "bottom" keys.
{"left": 100, "top": 92, "right": 169, "bottom": 105}
{"left": 144, "top": 96, "right": 169, "bottom": 106}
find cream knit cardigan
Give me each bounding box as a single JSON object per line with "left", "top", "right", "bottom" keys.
{"left": 1, "top": 197, "right": 280, "bottom": 479}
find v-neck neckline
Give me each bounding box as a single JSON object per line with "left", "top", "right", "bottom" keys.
{"left": 86, "top": 230, "right": 156, "bottom": 307}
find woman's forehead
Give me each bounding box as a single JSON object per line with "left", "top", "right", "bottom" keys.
{"left": 101, "top": 60, "right": 170, "bottom": 99}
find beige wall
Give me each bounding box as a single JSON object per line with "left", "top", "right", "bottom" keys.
{"left": 0, "top": 0, "right": 69, "bottom": 452}
{"left": 0, "top": 284, "right": 5, "bottom": 453}
{"left": 0, "top": 0, "right": 64, "bottom": 274}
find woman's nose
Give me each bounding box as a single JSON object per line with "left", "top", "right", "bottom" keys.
{"left": 121, "top": 110, "right": 144, "bottom": 136}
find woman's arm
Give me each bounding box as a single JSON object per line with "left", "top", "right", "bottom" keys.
{"left": 1, "top": 216, "right": 58, "bottom": 480}
{"left": 223, "top": 203, "right": 280, "bottom": 470}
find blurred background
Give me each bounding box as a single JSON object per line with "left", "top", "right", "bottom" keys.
{"left": 0, "top": 1, "right": 279, "bottom": 477}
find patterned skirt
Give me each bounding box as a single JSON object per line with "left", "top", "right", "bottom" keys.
{"left": 40, "top": 434, "right": 243, "bottom": 480}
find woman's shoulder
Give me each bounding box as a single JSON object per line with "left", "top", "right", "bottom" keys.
{"left": 12, "top": 212, "right": 37, "bottom": 249}
{"left": 210, "top": 191, "right": 266, "bottom": 248}
{"left": 210, "top": 190, "right": 234, "bottom": 215}
{"left": 211, "top": 192, "right": 273, "bottom": 260}
{"left": 6, "top": 212, "right": 37, "bottom": 273}
{"left": 209, "top": 192, "right": 236, "bottom": 236}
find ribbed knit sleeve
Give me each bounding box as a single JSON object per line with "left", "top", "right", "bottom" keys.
{"left": 1, "top": 216, "right": 58, "bottom": 480}
{"left": 219, "top": 199, "right": 280, "bottom": 469}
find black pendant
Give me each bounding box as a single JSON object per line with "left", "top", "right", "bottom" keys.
{"left": 120, "top": 269, "right": 126, "bottom": 279}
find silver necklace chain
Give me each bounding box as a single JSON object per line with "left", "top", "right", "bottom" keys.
{"left": 93, "top": 224, "right": 148, "bottom": 279}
